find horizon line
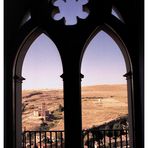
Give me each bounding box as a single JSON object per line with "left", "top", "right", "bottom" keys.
{"left": 22, "top": 83, "right": 126, "bottom": 91}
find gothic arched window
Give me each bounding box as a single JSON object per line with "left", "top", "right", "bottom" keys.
{"left": 9, "top": 0, "right": 141, "bottom": 148}
{"left": 81, "top": 30, "right": 130, "bottom": 147}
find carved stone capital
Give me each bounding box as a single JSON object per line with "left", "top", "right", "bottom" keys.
{"left": 80, "top": 73, "right": 84, "bottom": 81}
{"left": 60, "top": 73, "right": 64, "bottom": 79}
{"left": 14, "top": 75, "right": 26, "bottom": 83}
{"left": 123, "top": 71, "right": 132, "bottom": 80}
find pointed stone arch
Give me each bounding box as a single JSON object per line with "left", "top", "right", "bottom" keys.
{"left": 80, "top": 24, "right": 134, "bottom": 147}
{"left": 13, "top": 28, "right": 64, "bottom": 148}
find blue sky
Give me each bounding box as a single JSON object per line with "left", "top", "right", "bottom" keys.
{"left": 81, "top": 31, "right": 126, "bottom": 86}
{"left": 22, "top": 31, "right": 126, "bottom": 90}
{"left": 22, "top": 1, "right": 126, "bottom": 90}
{"left": 53, "top": 0, "right": 89, "bottom": 25}
{"left": 22, "top": 34, "right": 63, "bottom": 90}
{"left": 52, "top": 0, "right": 123, "bottom": 25}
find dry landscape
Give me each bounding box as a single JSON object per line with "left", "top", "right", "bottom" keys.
{"left": 22, "top": 84, "right": 128, "bottom": 131}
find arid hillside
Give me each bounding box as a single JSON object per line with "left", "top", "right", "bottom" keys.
{"left": 81, "top": 84, "right": 128, "bottom": 129}
{"left": 22, "top": 84, "right": 128, "bottom": 131}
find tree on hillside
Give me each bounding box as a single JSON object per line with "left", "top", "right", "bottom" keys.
{"left": 58, "top": 104, "right": 64, "bottom": 112}
{"left": 39, "top": 118, "right": 48, "bottom": 131}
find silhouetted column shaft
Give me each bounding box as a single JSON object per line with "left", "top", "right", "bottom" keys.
{"left": 124, "top": 71, "right": 134, "bottom": 148}
{"left": 62, "top": 57, "right": 82, "bottom": 148}
{"left": 14, "top": 75, "right": 25, "bottom": 148}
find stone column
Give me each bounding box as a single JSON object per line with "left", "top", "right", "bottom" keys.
{"left": 62, "top": 62, "right": 82, "bottom": 148}
{"left": 14, "top": 75, "right": 25, "bottom": 148}
{"left": 123, "top": 71, "right": 135, "bottom": 148}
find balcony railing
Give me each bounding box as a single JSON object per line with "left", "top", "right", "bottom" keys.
{"left": 82, "top": 129, "right": 129, "bottom": 148}
{"left": 22, "top": 129, "right": 129, "bottom": 148}
{"left": 22, "top": 131, "right": 64, "bottom": 148}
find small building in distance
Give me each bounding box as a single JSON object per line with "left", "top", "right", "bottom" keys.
{"left": 33, "top": 102, "right": 50, "bottom": 121}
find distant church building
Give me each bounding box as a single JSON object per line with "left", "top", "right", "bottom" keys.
{"left": 33, "top": 102, "right": 50, "bottom": 121}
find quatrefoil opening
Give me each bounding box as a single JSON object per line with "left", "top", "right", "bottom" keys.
{"left": 52, "top": 0, "right": 89, "bottom": 25}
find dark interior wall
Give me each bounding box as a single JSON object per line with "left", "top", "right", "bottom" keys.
{"left": 4, "top": 0, "right": 29, "bottom": 147}
{"left": 113, "top": 0, "right": 144, "bottom": 147}
{"left": 4, "top": 0, "right": 144, "bottom": 147}
{"left": 126, "top": 0, "right": 144, "bottom": 147}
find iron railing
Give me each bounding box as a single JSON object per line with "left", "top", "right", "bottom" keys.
{"left": 82, "top": 129, "right": 129, "bottom": 148}
{"left": 22, "top": 131, "right": 64, "bottom": 148}
{"left": 22, "top": 129, "right": 129, "bottom": 148}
